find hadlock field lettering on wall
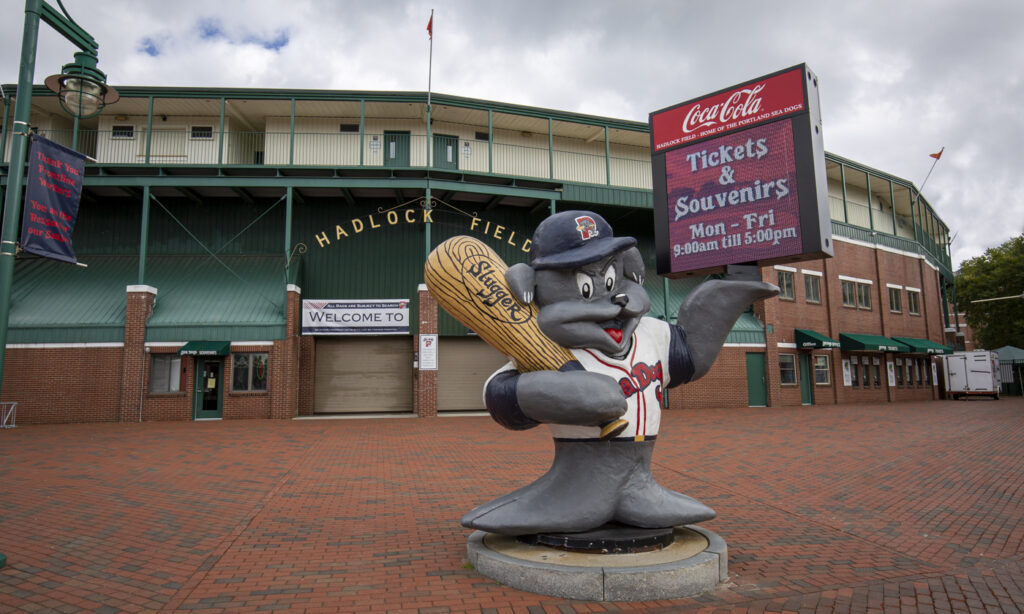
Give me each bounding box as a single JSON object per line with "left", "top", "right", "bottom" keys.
{"left": 312, "top": 208, "right": 532, "bottom": 253}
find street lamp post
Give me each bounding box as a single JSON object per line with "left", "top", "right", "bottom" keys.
{"left": 0, "top": 0, "right": 117, "bottom": 400}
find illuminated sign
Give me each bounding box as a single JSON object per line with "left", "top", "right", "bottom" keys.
{"left": 650, "top": 64, "right": 832, "bottom": 276}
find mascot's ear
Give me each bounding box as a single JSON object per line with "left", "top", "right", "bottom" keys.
{"left": 506, "top": 263, "right": 536, "bottom": 304}
{"left": 621, "top": 247, "right": 645, "bottom": 285}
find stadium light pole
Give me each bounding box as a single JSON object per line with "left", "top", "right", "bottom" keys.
{"left": 969, "top": 292, "right": 1024, "bottom": 303}
{"left": 0, "top": 0, "right": 118, "bottom": 401}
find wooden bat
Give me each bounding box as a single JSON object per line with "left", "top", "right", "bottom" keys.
{"left": 424, "top": 235, "right": 628, "bottom": 439}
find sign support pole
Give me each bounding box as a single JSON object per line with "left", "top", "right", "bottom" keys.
{"left": 0, "top": 0, "right": 104, "bottom": 398}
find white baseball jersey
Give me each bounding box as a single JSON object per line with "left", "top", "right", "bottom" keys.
{"left": 548, "top": 317, "right": 673, "bottom": 441}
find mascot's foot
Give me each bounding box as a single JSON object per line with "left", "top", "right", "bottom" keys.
{"left": 462, "top": 440, "right": 635, "bottom": 535}
{"left": 614, "top": 472, "right": 716, "bottom": 528}
{"left": 613, "top": 442, "right": 716, "bottom": 528}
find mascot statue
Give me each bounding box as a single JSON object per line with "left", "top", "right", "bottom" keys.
{"left": 439, "top": 210, "right": 778, "bottom": 536}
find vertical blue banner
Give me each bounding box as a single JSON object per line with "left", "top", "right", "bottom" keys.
{"left": 19, "top": 135, "right": 86, "bottom": 264}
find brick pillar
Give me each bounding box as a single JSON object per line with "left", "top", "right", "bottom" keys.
{"left": 119, "top": 285, "right": 157, "bottom": 422}
{"left": 757, "top": 265, "right": 779, "bottom": 408}
{"left": 823, "top": 256, "right": 847, "bottom": 405}
{"left": 414, "top": 284, "right": 438, "bottom": 418}
{"left": 271, "top": 285, "right": 302, "bottom": 420}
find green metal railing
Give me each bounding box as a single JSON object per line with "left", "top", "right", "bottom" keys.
{"left": 23, "top": 129, "right": 653, "bottom": 190}
{"left": 832, "top": 220, "right": 952, "bottom": 279}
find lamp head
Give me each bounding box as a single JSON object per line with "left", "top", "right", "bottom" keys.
{"left": 45, "top": 51, "right": 119, "bottom": 119}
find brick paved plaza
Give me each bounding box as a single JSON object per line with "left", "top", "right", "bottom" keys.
{"left": 0, "top": 398, "right": 1021, "bottom": 613}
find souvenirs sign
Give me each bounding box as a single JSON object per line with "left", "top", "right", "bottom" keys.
{"left": 650, "top": 64, "right": 832, "bottom": 276}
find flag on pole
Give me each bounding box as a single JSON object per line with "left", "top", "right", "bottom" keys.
{"left": 929, "top": 147, "right": 944, "bottom": 160}
{"left": 427, "top": 13, "right": 433, "bottom": 39}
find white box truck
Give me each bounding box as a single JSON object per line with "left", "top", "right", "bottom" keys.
{"left": 942, "top": 351, "right": 1001, "bottom": 400}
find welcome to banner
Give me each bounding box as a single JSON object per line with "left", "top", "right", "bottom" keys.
{"left": 20, "top": 135, "right": 86, "bottom": 264}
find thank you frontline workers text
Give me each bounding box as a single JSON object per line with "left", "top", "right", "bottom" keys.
{"left": 20, "top": 136, "right": 86, "bottom": 264}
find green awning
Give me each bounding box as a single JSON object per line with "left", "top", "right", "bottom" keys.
{"left": 179, "top": 341, "right": 231, "bottom": 356}
{"left": 839, "top": 333, "right": 910, "bottom": 353}
{"left": 795, "top": 328, "right": 840, "bottom": 349}
{"left": 891, "top": 336, "right": 953, "bottom": 355}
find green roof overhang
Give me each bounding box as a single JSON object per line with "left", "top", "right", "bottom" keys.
{"left": 179, "top": 341, "right": 231, "bottom": 356}
{"left": 839, "top": 333, "right": 910, "bottom": 353}
{"left": 795, "top": 329, "right": 840, "bottom": 349}
{"left": 891, "top": 336, "right": 953, "bottom": 355}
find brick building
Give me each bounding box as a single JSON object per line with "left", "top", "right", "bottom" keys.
{"left": 1, "top": 85, "right": 956, "bottom": 424}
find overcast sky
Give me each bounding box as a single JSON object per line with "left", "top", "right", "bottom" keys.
{"left": 3, "top": 0, "right": 1021, "bottom": 270}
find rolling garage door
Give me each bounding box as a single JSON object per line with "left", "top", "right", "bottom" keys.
{"left": 314, "top": 337, "right": 412, "bottom": 413}
{"left": 438, "top": 337, "right": 509, "bottom": 411}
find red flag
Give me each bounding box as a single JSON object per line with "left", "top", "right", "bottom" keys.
{"left": 427, "top": 13, "right": 433, "bottom": 39}
{"left": 929, "top": 147, "right": 944, "bottom": 160}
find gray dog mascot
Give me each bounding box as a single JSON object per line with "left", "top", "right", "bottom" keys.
{"left": 462, "top": 210, "right": 778, "bottom": 536}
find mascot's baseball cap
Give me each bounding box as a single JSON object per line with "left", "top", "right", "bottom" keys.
{"left": 530, "top": 210, "right": 636, "bottom": 270}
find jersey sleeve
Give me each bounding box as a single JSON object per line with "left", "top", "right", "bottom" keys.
{"left": 483, "top": 362, "right": 540, "bottom": 431}
{"left": 666, "top": 322, "right": 696, "bottom": 387}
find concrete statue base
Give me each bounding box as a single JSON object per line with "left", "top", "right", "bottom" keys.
{"left": 466, "top": 525, "right": 727, "bottom": 602}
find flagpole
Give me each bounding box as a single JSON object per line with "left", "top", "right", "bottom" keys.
{"left": 918, "top": 147, "right": 943, "bottom": 196}
{"left": 427, "top": 9, "right": 434, "bottom": 109}
{"left": 425, "top": 9, "right": 434, "bottom": 261}
{"left": 912, "top": 146, "right": 944, "bottom": 216}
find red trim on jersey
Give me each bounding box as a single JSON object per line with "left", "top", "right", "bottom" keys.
{"left": 583, "top": 332, "right": 647, "bottom": 436}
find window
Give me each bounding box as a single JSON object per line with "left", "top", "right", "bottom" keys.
{"left": 190, "top": 125, "right": 214, "bottom": 139}
{"left": 474, "top": 131, "right": 490, "bottom": 141}
{"left": 863, "top": 357, "right": 872, "bottom": 387}
{"left": 779, "top": 354, "right": 796, "bottom": 384}
{"left": 889, "top": 287, "right": 902, "bottom": 312}
{"left": 923, "top": 359, "right": 931, "bottom": 385}
{"left": 850, "top": 356, "right": 860, "bottom": 388}
{"left": 857, "top": 284, "right": 872, "bottom": 310}
{"left": 804, "top": 275, "right": 821, "bottom": 304}
{"left": 896, "top": 358, "right": 904, "bottom": 386}
{"left": 841, "top": 280, "right": 857, "bottom": 307}
{"left": 339, "top": 123, "right": 360, "bottom": 133}
{"left": 813, "top": 355, "right": 830, "bottom": 384}
{"left": 907, "top": 290, "right": 921, "bottom": 315}
{"left": 112, "top": 124, "right": 135, "bottom": 139}
{"left": 150, "top": 354, "right": 181, "bottom": 393}
{"left": 914, "top": 360, "right": 922, "bottom": 386}
{"left": 232, "top": 353, "right": 268, "bottom": 392}
{"left": 872, "top": 358, "right": 881, "bottom": 387}
{"left": 777, "top": 270, "right": 795, "bottom": 300}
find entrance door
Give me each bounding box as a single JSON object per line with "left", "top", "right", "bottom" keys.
{"left": 438, "top": 337, "right": 507, "bottom": 411}
{"left": 432, "top": 134, "right": 458, "bottom": 170}
{"left": 745, "top": 352, "right": 767, "bottom": 407}
{"left": 314, "top": 338, "right": 412, "bottom": 413}
{"left": 194, "top": 358, "right": 223, "bottom": 419}
{"left": 384, "top": 131, "right": 410, "bottom": 167}
{"left": 799, "top": 354, "right": 814, "bottom": 405}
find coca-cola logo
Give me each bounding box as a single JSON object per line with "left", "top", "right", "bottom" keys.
{"left": 682, "top": 84, "right": 765, "bottom": 135}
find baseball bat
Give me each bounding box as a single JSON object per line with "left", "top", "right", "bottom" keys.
{"left": 424, "top": 235, "right": 628, "bottom": 439}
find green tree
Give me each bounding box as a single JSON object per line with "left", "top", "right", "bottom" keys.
{"left": 955, "top": 234, "right": 1024, "bottom": 350}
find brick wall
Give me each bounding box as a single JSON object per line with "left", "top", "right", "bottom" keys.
{"left": 414, "top": 285, "right": 438, "bottom": 418}
{"left": 667, "top": 347, "right": 751, "bottom": 410}
{"left": 297, "top": 336, "right": 316, "bottom": 416}
{"left": 269, "top": 288, "right": 301, "bottom": 420}
{"left": 119, "top": 287, "right": 157, "bottom": 422}
{"left": 1, "top": 346, "right": 122, "bottom": 424}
